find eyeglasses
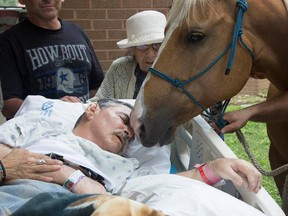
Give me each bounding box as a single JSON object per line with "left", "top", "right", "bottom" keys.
{"left": 135, "top": 43, "right": 162, "bottom": 51}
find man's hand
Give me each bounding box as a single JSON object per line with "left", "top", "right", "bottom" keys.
{"left": 212, "top": 109, "right": 251, "bottom": 134}
{"left": 209, "top": 158, "right": 262, "bottom": 192}
{"left": 2, "top": 148, "right": 63, "bottom": 182}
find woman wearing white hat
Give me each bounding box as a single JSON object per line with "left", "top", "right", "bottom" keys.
{"left": 89, "top": 10, "right": 166, "bottom": 101}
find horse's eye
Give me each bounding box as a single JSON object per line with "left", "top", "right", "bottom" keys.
{"left": 186, "top": 32, "right": 205, "bottom": 43}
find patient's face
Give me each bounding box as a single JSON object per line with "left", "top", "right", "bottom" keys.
{"left": 92, "top": 104, "right": 134, "bottom": 154}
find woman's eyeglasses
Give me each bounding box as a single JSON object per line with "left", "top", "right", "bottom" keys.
{"left": 135, "top": 43, "right": 161, "bottom": 51}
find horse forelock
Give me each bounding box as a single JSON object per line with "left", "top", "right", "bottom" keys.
{"left": 167, "top": 0, "right": 202, "bottom": 28}
{"left": 167, "top": 0, "right": 237, "bottom": 29}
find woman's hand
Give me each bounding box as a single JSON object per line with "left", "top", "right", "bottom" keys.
{"left": 2, "top": 148, "right": 63, "bottom": 182}
{"left": 209, "top": 158, "right": 262, "bottom": 192}
{"left": 60, "top": 96, "right": 82, "bottom": 103}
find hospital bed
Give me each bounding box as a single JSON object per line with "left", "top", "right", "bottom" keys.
{"left": 0, "top": 96, "right": 284, "bottom": 215}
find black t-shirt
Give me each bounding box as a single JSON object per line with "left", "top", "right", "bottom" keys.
{"left": 0, "top": 19, "right": 104, "bottom": 102}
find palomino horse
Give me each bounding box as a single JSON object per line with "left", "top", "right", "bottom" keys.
{"left": 131, "top": 0, "right": 288, "bottom": 194}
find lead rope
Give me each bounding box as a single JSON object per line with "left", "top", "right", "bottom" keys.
{"left": 235, "top": 129, "right": 288, "bottom": 214}
{"left": 283, "top": 177, "right": 288, "bottom": 215}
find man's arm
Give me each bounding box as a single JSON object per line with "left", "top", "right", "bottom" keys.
{"left": 177, "top": 158, "right": 262, "bottom": 193}
{"left": 48, "top": 165, "right": 107, "bottom": 194}
{"left": 2, "top": 98, "right": 23, "bottom": 119}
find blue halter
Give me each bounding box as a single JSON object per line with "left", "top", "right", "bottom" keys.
{"left": 148, "top": 0, "right": 255, "bottom": 129}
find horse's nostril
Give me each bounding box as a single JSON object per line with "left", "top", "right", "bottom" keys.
{"left": 140, "top": 124, "right": 145, "bottom": 132}
{"left": 139, "top": 124, "right": 146, "bottom": 142}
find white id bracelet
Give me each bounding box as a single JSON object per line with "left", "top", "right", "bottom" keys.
{"left": 63, "top": 170, "right": 86, "bottom": 191}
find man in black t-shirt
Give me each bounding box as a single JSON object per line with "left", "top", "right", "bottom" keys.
{"left": 0, "top": 0, "right": 104, "bottom": 119}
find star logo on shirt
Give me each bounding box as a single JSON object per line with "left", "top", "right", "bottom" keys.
{"left": 59, "top": 71, "right": 69, "bottom": 84}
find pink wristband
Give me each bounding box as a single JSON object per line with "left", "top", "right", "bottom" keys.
{"left": 194, "top": 163, "right": 213, "bottom": 185}
{"left": 203, "top": 163, "right": 222, "bottom": 185}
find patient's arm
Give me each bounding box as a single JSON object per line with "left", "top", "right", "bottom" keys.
{"left": 0, "top": 145, "right": 63, "bottom": 182}
{"left": 47, "top": 165, "right": 107, "bottom": 195}
{"left": 2, "top": 98, "right": 23, "bottom": 119}
{"left": 177, "top": 158, "right": 262, "bottom": 193}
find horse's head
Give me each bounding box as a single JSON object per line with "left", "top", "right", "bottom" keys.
{"left": 131, "top": 0, "right": 259, "bottom": 147}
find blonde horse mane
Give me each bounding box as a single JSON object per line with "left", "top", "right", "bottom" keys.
{"left": 167, "top": 0, "right": 236, "bottom": 27}
{"left": 167, "top": 0, "right": 288, "bottom": 26}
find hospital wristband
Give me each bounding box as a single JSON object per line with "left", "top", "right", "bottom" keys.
{"left": 63, "top": 170, "right": 86, "bottom": 191}
{"left": 204, "top": 162, "right": 222, "bottom": 185}
{"left": 0, "top": 160, "right": 6, "bottom": 183}
{"left": 194, "top": 163, "right": 213, "bottom": 185}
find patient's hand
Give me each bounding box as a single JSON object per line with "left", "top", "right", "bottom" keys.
{"left": 1, "top": 148, "right": 63, "bottom": 182}
{"left": 209, "top": 158, "right": 262, "bottom": 192}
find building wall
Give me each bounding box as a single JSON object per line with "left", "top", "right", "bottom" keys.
{"left": 60, "top": 0, "right": 172, "bottom": 71}
{"left": 60, "top": 0, "right": 269, "bottom": 95}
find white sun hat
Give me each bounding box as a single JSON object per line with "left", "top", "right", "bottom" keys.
{"left": 117, "top": 10, "right": 167, "bottom": 49}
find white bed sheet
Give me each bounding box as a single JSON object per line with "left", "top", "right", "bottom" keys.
{"left": 114, "top": 174, "right": 266, "bottom": 216}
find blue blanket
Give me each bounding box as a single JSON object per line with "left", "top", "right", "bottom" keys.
{"left": 11, "top": 192, "right": 165, "bottom": 216}
{"left": 12, "top": 193, "right": 95, "bottom": 216}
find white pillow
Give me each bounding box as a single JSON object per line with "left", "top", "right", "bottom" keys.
{"left": 14, "top": 96, "right": 171, "bottom": 174}
{"left": 15, "top": 95, "right": 87, "bottom": 130}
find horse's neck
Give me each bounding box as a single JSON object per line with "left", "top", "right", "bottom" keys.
{"left": 247, "top": 0, "right": 288, "bottom": 90}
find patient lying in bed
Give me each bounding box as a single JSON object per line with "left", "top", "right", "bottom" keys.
{"left": 0, "top": 96, "right": 265, "bottom": 216}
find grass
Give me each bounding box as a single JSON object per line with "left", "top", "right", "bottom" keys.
{"left": 224, "top": 103, "right": 282, "bottom": 205}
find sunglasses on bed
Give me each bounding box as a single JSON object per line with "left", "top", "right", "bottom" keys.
{"left": 135, "top": 43, "right": 162, "bottom": 52}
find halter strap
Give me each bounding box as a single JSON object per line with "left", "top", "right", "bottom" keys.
{"left": 226, "top": 0, "right": 254, "bottom": 74}
{"left": 148, "top": 0, "right": 254, "bottom": 129}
